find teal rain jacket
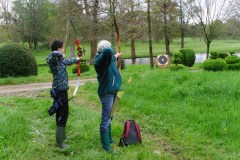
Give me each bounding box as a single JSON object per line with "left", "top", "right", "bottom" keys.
{"left": 94, "top": 48, "right": 122, "bottom": 96}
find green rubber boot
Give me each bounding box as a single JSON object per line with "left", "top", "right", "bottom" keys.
{"left": 56, "top": 126, "right": 69, "bottom": 149}
{"left": 100, "top": 131, "right": 117, "bottom": 154}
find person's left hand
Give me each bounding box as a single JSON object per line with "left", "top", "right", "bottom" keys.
{"left": 76, "top": 56, "right": 81, "bottom": 61}
{"left": 115, "top": 52, "right": 122, "bottom": 59}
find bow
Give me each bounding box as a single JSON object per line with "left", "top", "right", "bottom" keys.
{"left": 68, "top": 16, "right": 84, "bottom": 96}
{"left": 113, "top": 8, "right": 122, "bottom": 72}
{"left": 73, "top": 39, "right": 83, "bottom": 96}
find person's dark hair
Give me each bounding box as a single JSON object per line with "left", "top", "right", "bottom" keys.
{"left": 51, "top": 40, "right": 64, "bottom": 51}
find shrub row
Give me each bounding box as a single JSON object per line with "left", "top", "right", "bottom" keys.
{"left": 202, "top": 51, "right": 240, "bottom": 71}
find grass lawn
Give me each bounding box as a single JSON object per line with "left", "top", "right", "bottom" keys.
{"left": 1, "top": 65, "right": 240, "bottom": 159}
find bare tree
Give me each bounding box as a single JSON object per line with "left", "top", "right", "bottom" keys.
{"left": 178, "top": 0, "right": 190, "bottom": 48}
{"left": 188, "top": 0, "right": 233, "bottom": 58}
{"left": 0, "top": 0, "right": 11, "bottom": 40}
{"left": 225, "top": 0, "right": 240, "bottom": 38}
{"left": 80, "top": 0, "right": 99, "bottom": 64}
{"left": 109, "top": 0, "right": 146, "bottom": 65}
{"left": 152, "top": 0, "right": 178, "bottom": 57}
{"left": 130, "top": 0, "right": 136, "bottom": 64}
{"left": 147, "top": 0, "right": 154, "bottom": 68}
{"left": 162, "top": 1, "right": 171, "bottom": 56}
{"left": 91, "top": 0, "right": 99, "bottom": 64}
{"left": 120, "top": 0, "right": 146, "bottom": 64}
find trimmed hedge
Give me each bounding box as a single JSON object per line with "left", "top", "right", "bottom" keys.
{"left": 0, "top": 44, "right": 38, "bottom": 77}
{"left": 72, "top": 59, "right": 90, "bottom": 74}
{"left": 225, "top": 55, "right": 240, "bottom": 64}
{"left": 170, "top": 64, "right": 185, "bottom": 71}
{"left": 203, "top": 58, "right": 226, "bottom": 71}
{"left": 226, "top": 63, "right": 240, "bottom": 70}
{"left": 218, "top": 52, "right": 229, "bottom": 59}
{"left": 225, "top": 55, "right": 240, "bottom": 70}
{"left": 172, "top": 52, "right": 182, "bottom": 65}
{"left": 179, "top": 48, "right": 196, "bottom": 67}
{"left": 210, "top": 51, "right": 219, "bottom": 59}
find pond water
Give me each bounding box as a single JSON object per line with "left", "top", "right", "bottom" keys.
{"left": 124, "top": 53, "right": 240, "bottom": 65}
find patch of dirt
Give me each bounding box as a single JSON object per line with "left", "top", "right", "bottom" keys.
{"left": 0, "top": 78, "right": 96, "bottom": 96}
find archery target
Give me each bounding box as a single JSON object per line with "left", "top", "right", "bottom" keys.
{"left": 157, "top": 55, "right": 169, "bottom": 65}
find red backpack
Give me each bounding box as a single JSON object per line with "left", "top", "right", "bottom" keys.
{"left": 119, "top": 120, "right": 142, "bottom": 147}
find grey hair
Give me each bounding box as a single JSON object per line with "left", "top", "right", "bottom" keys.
{"left": 97, "top": 40, "right": 111, "bottom": 52}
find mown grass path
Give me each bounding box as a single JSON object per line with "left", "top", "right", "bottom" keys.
{"left": 0, "top": 78, "right": 96, "bottom": 95}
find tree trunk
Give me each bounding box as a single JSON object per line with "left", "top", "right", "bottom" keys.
{"left": 180, "top": 26, "right": 184, "bottom": 48}
{"left": 147, "top": 0, "right": 154, "bottom": 68}
{"left": 206, "top": 42, "right": 210, "bottom": 59}
{"left": 89, "top": 0, "right": 99, "bottom": 64}
{"left": 70, "top": 39, "right": 75, "bottom": 58}
{"left": 180, "top": 0, "right": 184, "bottom": 48}
{"left": 83, "top": 0, "right": 90, "bottom": 15}
{"left": 110, "top": 0, "right": 116, "bottom": 52}
{"left": 90, "top": 39, "right": 97, "bottom": 64}
{"left": 131, "top": 34, "right": 136, "bottom": 64}
{"left": 163, "top": 3, "right": 171, "bottom": 56}
{"left": 28, "top": 36, "right": 33, "bottom": 49}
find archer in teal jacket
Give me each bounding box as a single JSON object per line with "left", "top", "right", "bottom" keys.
{"left": 94, "top": 40, "right": 122, "bottom": 153}
{"left": 94, "top": 47, "right": 122, "bottom": 96}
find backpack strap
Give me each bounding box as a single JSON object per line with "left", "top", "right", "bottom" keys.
{"left": 134, "top": 122, "right": 142, "bottom": 143}
{"left": 124, "top": 120, "right": 131, "bottom": 138}
{"left": 118, "top": 120, "right": 130, "bottom": 147}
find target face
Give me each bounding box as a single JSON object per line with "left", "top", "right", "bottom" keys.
{"left": 158, "top": 55, "right": 168, "bottom": 65}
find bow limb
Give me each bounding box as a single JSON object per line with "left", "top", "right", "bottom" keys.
{"left": 72, "top": 39, "right": 83, "bottom": 97}
{"left": 69, "top": 16, "right": 83, "bottom": 96}
{"left": 113, "top": 15, "right": 122, "bottom": 72}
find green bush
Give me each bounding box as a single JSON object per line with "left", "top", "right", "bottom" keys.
{"left": 203, "top": 58, "right": 226, "bottom": 71}
{"left": 226, "top": 63, "right": 240, "bottom": 70}
{"left": 229, "top": 51, "right": 236, "bottom": 56}
{"left": 225, "top": 55, "right": 240, "bottom": 70}
{"left": 172, "top": 52, "right": 182, "bottom": 65}
{"left": 225, "top": 55, "right": 240, "bottom": 64}
{"left": 218, "top": 52, "right": 229, "bottom": 59}
{"left": 179, "top": 48, "right": 196, "bottom": 67}
{"left": 210, "top": 51, "right": 219, "bottom": 59}
{"left": 80, "top": 59, "right": 87, "bottom": 63}
{"left": 72, "top": 59, "right": 90, "bottom": 74}
{"left": 0, "top": 43, "right": 38, "bottom": 77}
{"left": 170, "top": 64, "right": 185, "bottom": 71}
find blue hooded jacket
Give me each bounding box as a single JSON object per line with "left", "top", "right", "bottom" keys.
{"left": 46, "top": 51, "right": 78, "bottom": 91}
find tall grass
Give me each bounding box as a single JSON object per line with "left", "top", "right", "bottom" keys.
{"left": 1, "top": 65, "right": 240, "bottom": 159}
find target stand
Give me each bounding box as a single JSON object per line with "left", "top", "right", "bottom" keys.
{"left": 156, "top": 55, "right": 170, "bottom": 68}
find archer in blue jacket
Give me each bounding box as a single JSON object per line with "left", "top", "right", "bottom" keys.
{"left": 46, "top": 40, "right": 80, "bottom": 149}
{"left": 94, "top": 40, "right": 122, "bottom": 153}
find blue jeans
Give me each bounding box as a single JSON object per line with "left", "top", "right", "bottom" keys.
{"left": 99, "top": 93, "right": 116, "bottom": 132}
